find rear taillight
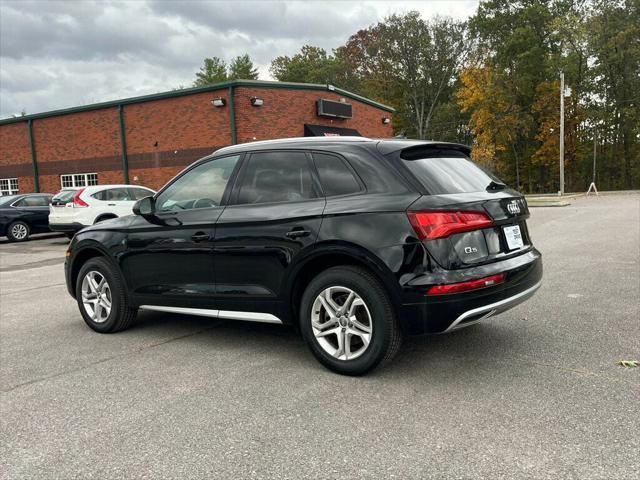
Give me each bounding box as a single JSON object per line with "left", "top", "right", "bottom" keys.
{"left": 407, "top": 211, "right": 492, "bottom": 240}
{"left": 72, "top": 188, "right": 88, "bottom": 208}
{"left": 427, "top": 273, "right": 505, "bottom": 296}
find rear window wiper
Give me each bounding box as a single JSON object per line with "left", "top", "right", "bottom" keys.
{"left": 486, "top": 180, "right": 507, "bottom": 192}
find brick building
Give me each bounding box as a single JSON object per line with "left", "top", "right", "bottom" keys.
{"left": 0, "top": 80, "right": 394, "bottom": 195}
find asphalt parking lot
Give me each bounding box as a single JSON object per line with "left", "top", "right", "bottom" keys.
{"left": 1, "top": 194, "right": 638, "bottom": 479}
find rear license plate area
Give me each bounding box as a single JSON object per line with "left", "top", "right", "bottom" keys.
{"left": 503, "top": 224, "right": 524, "bottom": 250}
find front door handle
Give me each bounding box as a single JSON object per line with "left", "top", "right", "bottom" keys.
{"left": 286, "top": 228, "right": 310, "bottom": 239}
{"left": 191, "top": 232, "right": 211, "bottom": 242}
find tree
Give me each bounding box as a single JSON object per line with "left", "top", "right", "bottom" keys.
{"left": 270, "top": 45, "right": 357, "bottom": 89}
{"left": 587, "top": 0, "right": 640, "bottom": 189}
{"left": 457, "top": 66, "right": 528, "bottom": 185}
{"left": 262, "top": 3, "right": 640, "bottom": 191}
{"left": 341, "top": 13, "right": 468, "bottom": 139}
{"left": 531, "top": 80, "right": 585, "bottom": 192}
{"left": 193, "top": 57, "right": 228, "bottom": 87}
{"left": 271, "top": 46, "right": 331, "bottom": 83}
{"left": 465, "top": 0, "right": 563, "bottom": 191}
{"left": 229, "top": 54, "right": 259, "bottom": 80}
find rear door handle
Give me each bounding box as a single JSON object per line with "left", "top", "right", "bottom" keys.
{"left": 286, "top": 228, "right": 310, "bottom": 239}
{"left": 107, "top": 203, "right": 116, "bottom": 206}
{"left": 191, "top": 232, "right": 211, "bottom": 242}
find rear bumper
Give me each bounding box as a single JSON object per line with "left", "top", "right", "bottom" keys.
{"left": 50, "top": 222, "right": 85, "bottom": 233}
{"left": 443, "top": 279, "right": 541, "bottom": 332}
{"left": 399, "top": 248, "right": 543, "bottom": 335}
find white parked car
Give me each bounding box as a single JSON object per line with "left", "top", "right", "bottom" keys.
{"left": 49, "top": 184, "right": 155, "bottom": 238}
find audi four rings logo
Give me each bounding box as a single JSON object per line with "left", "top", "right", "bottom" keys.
{"left": 507, "top": 201, "right": 521, "bottom": 214}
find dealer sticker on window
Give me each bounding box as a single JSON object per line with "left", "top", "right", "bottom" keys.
{"left": 503, "top": 225, "right": 524, "bottom": 250}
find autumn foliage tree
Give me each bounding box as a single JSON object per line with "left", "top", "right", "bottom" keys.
{"left": 197, "top": 3, "right": 639, "bottom": 193}
{"left": 457, "top": 66, "right": 529, "bottom": 186}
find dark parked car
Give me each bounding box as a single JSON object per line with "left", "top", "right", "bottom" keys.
{"left": 0, "top": 193, "right": 53, "bottom": 242}
{"left": 64, "top": 137, "right": 542, "bottom": 375}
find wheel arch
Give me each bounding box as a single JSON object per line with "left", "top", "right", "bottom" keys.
{"left": 285, "top": 242, "right": 402, "bottom": 327}
{"left": 69, "top": 243, "right": 122, "bottom": 298}
{"left": 94, "top": 213, "right": 118, "bottom": 224}
{"left": 9, "top": 217, "right": 32, "bottom": 228}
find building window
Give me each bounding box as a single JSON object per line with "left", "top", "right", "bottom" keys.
{"left": 0, "top": 178, "right": 19, "bottom": 196}
{"left": 61, "top": 173, "right": 98, "bottom": 188}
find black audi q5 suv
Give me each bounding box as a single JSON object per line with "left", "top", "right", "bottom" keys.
{"left": 65, "top": 137, "right": 542, "bottom": 375}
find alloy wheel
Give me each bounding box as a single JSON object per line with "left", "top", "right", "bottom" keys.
{"left": 81, "top": 271, "right": 112, "bottom": 323}
{"left": 311, "top": 286, "right": 373, "bottom": 361}
{"left": 11, "top": 223, "right": 28, "bottom": 240}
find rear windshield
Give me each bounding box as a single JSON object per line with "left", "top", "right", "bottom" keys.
{"left": 0, "top": 195, "right": 20, "bottom": 206}
{"left": 52, "top": 190, "right": 77, "bottom": 202}
{"left": 399, "top": 149, "right": 501, "bottom": 195}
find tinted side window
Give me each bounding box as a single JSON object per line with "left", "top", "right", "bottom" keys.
{"left": 52, "top": 190, "right": 77, "bottom": 203}
{"left": 313, "top": 153, "right": 362, "bottom": 197}
{"left": 92, "top": 190, "right": 107, "bottom": 201}
{"left": 129, "top": 188, "right": 154, "bottom": 200}
{"left": 236, "top": 151, "right": 316, "bottom": 205}
{"left": 16, "top": 196, "right": 49, "bottom": 207}
{"left": 157, "top": 155, "right": 240, "bottom": 212}
{"left": 93, "top": 188, "right": 132, "bottom": 201}
{"left": 110, "top": 188, "right": 133, "bottom": 201}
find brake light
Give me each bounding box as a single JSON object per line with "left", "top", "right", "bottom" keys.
{"left": 407, "top": 211, "right": 492, "bottom": 240}
{"left": 427, "top": 273, "right": 505, "bottom": 296}
{"left": 72, "top": 188, "right": 88, "bottom": 208}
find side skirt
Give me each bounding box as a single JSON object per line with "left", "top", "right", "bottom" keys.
{"left": 138, "top": 305, "right": 283, "bottom": 324}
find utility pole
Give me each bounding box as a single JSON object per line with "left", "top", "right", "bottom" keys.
{"left": 559, "top": 71, "right": 565, "bottom": 196}
{"left": 592, "top": 130, "right": 597, "bottom": 184}
{"left": 587, "top": 128, "right": 599, "bottom": 196}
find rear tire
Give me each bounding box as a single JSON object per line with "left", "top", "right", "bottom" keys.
{"left": 6, "top": 221, "right": 30, "bottom": 242}
{"left": 300, "top": 266, "right": 402, "bottom": 376}
{"left": 76, "top": 257, "right": 137, "bottom": 333}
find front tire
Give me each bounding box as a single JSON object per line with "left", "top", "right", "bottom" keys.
{"left": 7, "top": 221, "right": 30, "bottom": 242}
{"left": 300, "top": 266, "right": 402, "bottom": 376}
{"left": 76, "top": 257, "right": 137, "bottom": 333}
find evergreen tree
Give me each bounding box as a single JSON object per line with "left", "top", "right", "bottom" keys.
{"left": 228, "top": 54, "right": 259, "bottom": 80}
{"left": 193, "top": 57, "right": 228, "bottom": 87}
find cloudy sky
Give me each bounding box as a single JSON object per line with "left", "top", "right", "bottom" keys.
{"left": 0, "top": 0, "right": 478, "bottom": 118}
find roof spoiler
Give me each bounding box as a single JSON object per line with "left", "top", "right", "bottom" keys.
{"left": 377, "top": 141, "right": 471, "bottom": 157}
{"left": 400, "top": 143, "right": 472, "bottom": 159}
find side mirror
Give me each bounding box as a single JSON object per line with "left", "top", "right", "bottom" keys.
{"left": 133, "top": 196, "right": 155, "bottom": 217}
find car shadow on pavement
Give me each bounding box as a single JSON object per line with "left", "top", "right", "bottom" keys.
{"left": 0, "top": 232, "right": 67, "bottom": 245}
{"left": 48, "top": 237, "right": 71, "bottom": 246}
{"left": 379, "top": 322, "right": 529, "bottom": 379}
{"left": 131, "top": 310, "right": 525, "bottom": 377}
